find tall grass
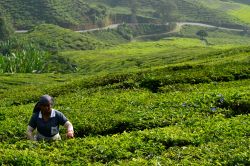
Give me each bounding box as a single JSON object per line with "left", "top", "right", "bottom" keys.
{"left": 0, "top": 40, "right": 50, "bottom": 73}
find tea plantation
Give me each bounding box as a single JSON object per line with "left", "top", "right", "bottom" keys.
{"left": 0, "top": 33, "right": 250, "bottom": 165}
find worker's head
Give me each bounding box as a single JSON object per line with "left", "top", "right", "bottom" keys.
{"left": 39, "top": 95, "right": 54, "bottom": 106}
{"left": 39, "top": 95, "right": 53, "bottom": 114}
{"left": 33, "top": 95, "right": 54, "bottom": 114}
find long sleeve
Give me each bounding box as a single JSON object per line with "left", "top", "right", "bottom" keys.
{"left": 64, "top": 121, "right": 74, "bottom": 132}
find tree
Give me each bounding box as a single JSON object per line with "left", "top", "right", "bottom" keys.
{"left": 196, "top": 30, "right": 208, "bottom": 40}
{"left": 0, "top": 13, "right": 14, "bottom": 41}
{"left": 87, "top": 5, "right": 108, "bottom": 28}
{"left": 157, "top": 0, "right": 178, "bottom": 24}
{"left": 130, "top": 0, "right": 138, "bottom": 24}
{"left": 196, "top": 30, "right": 209, "bottom": 45}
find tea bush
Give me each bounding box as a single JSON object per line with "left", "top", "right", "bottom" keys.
{"left": 0, "top": 37, "right": 249, "bottom": 164}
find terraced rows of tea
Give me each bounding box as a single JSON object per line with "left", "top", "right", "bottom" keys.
{"left": 0, "top": 38, "right": 249, "bottom": 165}
{"left": 176, "top": 0, "right": 232, "bottom": 24}
{"left": 0, "top": 0, "right": 96, "bottom": 29}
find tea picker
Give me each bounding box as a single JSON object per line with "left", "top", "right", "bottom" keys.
{"left": 26, "top": 95, "right": 74, "bottom": 141}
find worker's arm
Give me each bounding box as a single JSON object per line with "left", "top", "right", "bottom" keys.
{"left": 64, "top": 121, "right": 74, "bottom": 138}
{"left": 26, "top": 125, "right": 36, "bottom": 141}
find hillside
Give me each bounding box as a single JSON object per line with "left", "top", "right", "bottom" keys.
{"left": 0, "top": 0, "right": 109, "bottom": 29}
{"left": 229, "top": 0, "right": 250, "bottom": 5}
{"left": 14, "top": 23, "right": 176, "bottom": 51}
{"left": 19, "top": 24, "right": 106, "bottom": 51}
{"left": 1, "top": 0, "right": 250, "bottom": 30}
{"left": 86, "top": 0, "right": 250, "bottom": 28}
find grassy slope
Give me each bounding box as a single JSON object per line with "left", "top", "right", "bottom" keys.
{"left": 189, "top": 0, "right": 250, "bottom": 25}
{"left": 179, "top": 25, "right": 250, "bottom": 45}
{"left": 2, "top": 0, "right": 249, "bottom": 30}
{"left": 227, "top": 0, "right": 250, "bottom": 5}
{"left": 87, "top": 0, "right": 250, "bottom": 27}
{"left": 0, "top": 0, "right": 104, "bottom": 29}
{"left": 60, "top": 38, "right": 212, "bottom": 74}
{"left": 176, "top": 0, "right": 232, "bottom": 24}
{"left": 0, "top": 36, "right": 249, "bottom": 164}
{"left": 60, "top": 28, "right": 250, "bottom": 74}
{"left": 18, "top": 24, "right": 106, "bottom": 51}
{"left": 16, "top": 23, "right": 172, "bottom": 53}
{"left": 229, "top": 4, "right": 250, "bottom": 25}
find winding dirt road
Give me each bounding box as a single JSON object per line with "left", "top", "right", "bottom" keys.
{"left": 15, "top": 22, "right": 245, "bottom": 33}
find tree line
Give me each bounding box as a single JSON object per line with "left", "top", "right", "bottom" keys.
{"left": 0, "top": 12, "right": 14, "bottom": 41}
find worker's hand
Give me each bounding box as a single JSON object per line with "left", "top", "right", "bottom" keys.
{"left": 66, "top": 131, "right": 74, "bottom": 139}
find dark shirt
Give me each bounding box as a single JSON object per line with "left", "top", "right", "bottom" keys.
{"left": 28, "top": 109, "right": 68, "bottom": 137}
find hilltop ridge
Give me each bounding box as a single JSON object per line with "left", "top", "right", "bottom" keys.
{"left": 1, "top": 0, "right": 250, "bottom": 30}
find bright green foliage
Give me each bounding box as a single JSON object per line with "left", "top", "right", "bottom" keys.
{"left": 60, "top": 36, "right": 250, "bottom": 74}
{"left": 85, "top": 29, "right": 129, "bottom": 46}
{"left": 230, "top": 0, "right": 250, "bottom": 5}
{"left": 0, "top": 75, "right": 249, "bottom": 164}
{"left": 0, "top": 38, "right": 52, "bottom": 73}
{"left": 19, "top": 24, "right": 106, "bottom": 51}
{"left": 0, "top": 1, "right": 249, "bottom": 165}
{"left": 229, "top": 4, "right": 250, "bottom": 25}
{"left": 182, "top": 0, "right": 250, "bottom": 27}
{"left": 0, "top": 29, "right": 250, "bottom": 164}
{"left": 193, "top": 0, "right": 250, "bottom": 26}
{"left": 0, "top": 48, "right": 49, "bottom": 73}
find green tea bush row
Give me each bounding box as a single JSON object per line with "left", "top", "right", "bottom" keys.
{"left": 2, "top": 79, "right": 249, "bottom": 141}
{"left": 1, "top": 114, "right": 249, "bottom": 165}
{"left": 53, "top": 78, "right": 249, "bottom": 137}
{"left": 122, "top": 137, "right": 249, "bottom": 165}
{"left": 0, "top": 59, "right": 249, "bottom": 105}
{"left": 0, "top": 126, "right": 197, "bottom": 164}
{"left": 0, "top": 74, "right": 249, "bottom": 164}
{"left": 138, "top": 62, "right": 250, "bottom": 92}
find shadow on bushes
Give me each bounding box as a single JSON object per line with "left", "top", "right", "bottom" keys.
{"left": 219, "top": 100, "right": 250, "bottom": 117}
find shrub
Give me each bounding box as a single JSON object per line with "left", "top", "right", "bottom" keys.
{"left": 0, "top": 39, "right": 50, "bottom": 73}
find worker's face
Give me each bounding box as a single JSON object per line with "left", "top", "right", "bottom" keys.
{"left": 40, "top": 102, "right": 52, "bottom": 115}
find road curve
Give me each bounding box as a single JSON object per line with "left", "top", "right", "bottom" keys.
{"left": 176, "top": 22, "right": 244, "bottom": 32}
